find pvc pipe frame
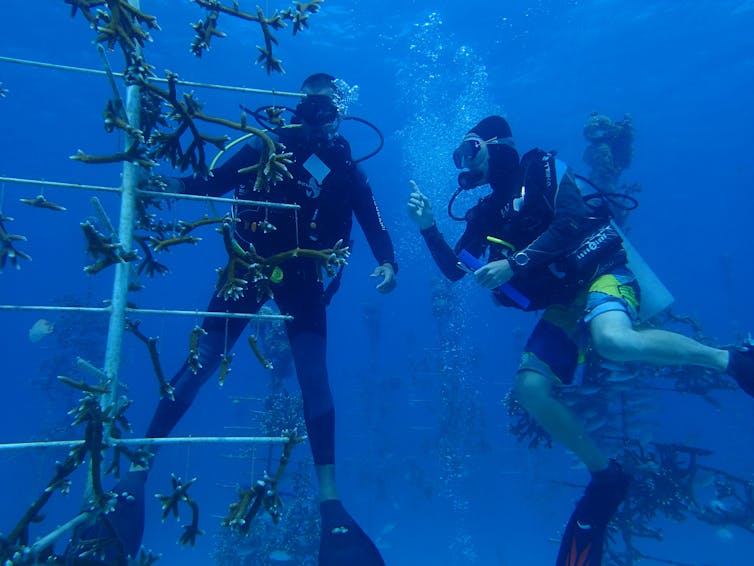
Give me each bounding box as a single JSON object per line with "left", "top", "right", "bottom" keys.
{"left": 0, "top": 304, "right": 292, "bottom": 321}
{"left": 0, "top": 55, "right": 304, "bottom": 99}
{"left": 0, "top": 176, "right": 301, "bottom": 211}
{"left": 0, "top": 436, "right": 292, "bottom": 453}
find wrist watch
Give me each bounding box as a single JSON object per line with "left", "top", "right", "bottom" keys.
{"left": 511, "top": 251, "right": 530, "bottom": 269}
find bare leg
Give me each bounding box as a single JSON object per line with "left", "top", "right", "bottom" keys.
{"left": 589, "top": 310, "right": 729, "bottom": 371}
{"left": 514, "top": 370, "right": 608, "bottom": 472}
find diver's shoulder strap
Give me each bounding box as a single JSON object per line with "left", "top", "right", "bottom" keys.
{"left": 553, "top": 157, "right": 569, "bottom": 186}
{"left": 525, "top": 149, "right": 569, "bottom": 192}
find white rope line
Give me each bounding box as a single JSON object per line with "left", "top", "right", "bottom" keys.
{"left": 0, "top": 55, "right": 304, "bottom": 98}
{"left": 0, "top": 176, "right": 300, "bottom": 210}
{"left": 0, "top": 305, "right": 292, "bottom": 321}
{"left": 0, "top": 436, "right": 293, "bottom": 452}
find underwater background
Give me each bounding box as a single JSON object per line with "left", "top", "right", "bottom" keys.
{"left": 1, "top": 1, "right": 754, "bottom": 564}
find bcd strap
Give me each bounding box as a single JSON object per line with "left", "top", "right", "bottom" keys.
{"left": 554, "top": 157, "right": 569, "bottom": 186}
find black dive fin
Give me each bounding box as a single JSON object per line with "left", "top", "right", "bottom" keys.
{"left": 555, "top": 512, "right": 606, "bottom": 566}
{"left": 555, "top": 460, "right": 630, "bottom": 566}
{"left": 319, "top": 500, "right": 385, "bottom": 566}
{"left": 64, "top": 470, "right": 147, "bottom": 565}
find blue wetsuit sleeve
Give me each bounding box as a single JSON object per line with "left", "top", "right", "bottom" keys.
{"left": 513, "top": 170, "right": 591, "bottom": 272}
{"left": 178, "top": 143, "right": 261, "bottom": 197}
{"left": 351, "top": 166, "right": 398, "bottom": 271}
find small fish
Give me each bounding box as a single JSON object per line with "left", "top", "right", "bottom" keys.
{"left": 29, "top": 318, "right": 54, "bottom": 343}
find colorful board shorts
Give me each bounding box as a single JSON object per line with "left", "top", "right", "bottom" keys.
{"left": 517, "top": 267, "right": 640, "bottom": 385}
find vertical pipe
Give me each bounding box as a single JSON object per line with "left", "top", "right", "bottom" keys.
{"left": 102, "top": 0, "right": 142, "bottom": 415}
{"left": 81, "top": 0, "right": 143, "bottom": 507}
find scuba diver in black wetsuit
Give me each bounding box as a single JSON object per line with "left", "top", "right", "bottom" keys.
{"left": 66, "top": 73, "right": 396, "bottom": 566}
{"left": 407, "top": 115, "right": 754, "bottom": 565}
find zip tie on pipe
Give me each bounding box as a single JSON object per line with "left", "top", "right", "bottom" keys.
{"left": 0, "top": 176, "right": 300, "bottom": 210}
{"left": 0, "top": 55, "right": 304, "bottom": 98}
{"left": 0, "top": 305, "right": 293, "bottom": 321}
{"left": 0, "top": 436, "right": 295, "bottom": 452}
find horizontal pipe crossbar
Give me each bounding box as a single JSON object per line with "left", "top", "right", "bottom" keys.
{"left": 0, "top": 176, "right": 300, "bottom": 211}
{"left": 0, "top": 55, "right": 304, "bottom": 98}
{"left": 0, "top": 435, "right": 293, "bottom": 452}
{"left": 0, "top": 305, "right": 292, "bottom": 321}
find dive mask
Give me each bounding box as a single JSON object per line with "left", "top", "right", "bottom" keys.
{"left": 297, "top": 95, "right": 340, "bottom": 128}
{"left": 452, "top": 136, "right": 516, "bottom": 169}
{"left": 453, "top": 138, "right": 484, "bottom": 169}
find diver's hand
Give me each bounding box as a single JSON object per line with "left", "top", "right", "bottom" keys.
{"left": 407, "top": 180, "right": 435, "bottom": 230}
{"left": 475, "top": 259, "right": 514, "bottom": 289}
{"left": 371, "top": 263, "right": 397, "bottom": 294}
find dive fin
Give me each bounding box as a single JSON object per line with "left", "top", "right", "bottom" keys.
{"left": 319, "top": 500, "right": 384, "bottom": 566}
{"left": 555, "top": 460, "right": 630, "bottom": 566}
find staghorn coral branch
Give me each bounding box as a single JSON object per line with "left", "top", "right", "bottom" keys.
{"left": 0, "top": 218, "right": 31, "bottom": 272}
{"left": 221, "top": 430, "right": 304, "bottom": 532}
{"left": 125, "top": 319, "right": 174, "bottom": 400}
{"left": 19, "top": 194, "right": 67, "bottom": 211}
{"left": 80, "top": 221, "right": 139, "bottom": 275}
{"left": 191, "top": 0, "right": 322, "bottom": 73}
{"left": 188, "top": 326, "right": 208, "bottom": 374}
{"left": 248, "top": 335, "right": 274, "bottom": 370}
{"left": 214, "top": 222, "right": 350, "bottom": 303}
{"left": 65, "top": 0, "right": 159, "bottom": 52}
{"left": 177, "top": 213, "right": 229, "bottom": 236}
{"left": 71, "top": 140, "right": 157, "bottom": 169}
{"left": 148, "top": 234, "right": 202, "bottom": 253}
{"left": 218, "top": 352, "right": 235, "bottom": 386}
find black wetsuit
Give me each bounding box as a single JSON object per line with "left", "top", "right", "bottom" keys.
{"left": 146, "top": 127, "right": 397, "bottom": 467}
{"left": 421, "top": 149, "right": 625, "bottom": 310}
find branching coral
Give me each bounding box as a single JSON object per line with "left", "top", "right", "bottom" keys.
{"left": 0, "top": 372, "right": 133, "bottom": 562}
{"left": 188, "top": 325, "right": 208, "bottom": 374}
{"left": 0, "top": 216, "right": 31, "bottom": 272}
{"left": 80, "top": 220, "right": 138, "bottom": 274}
{"left": 191, "top": 0, "right": 323, "bottom": 73}
{"left": 71, "top": 140, "right": 158, "bottom": 169}
{"left": 126, "top": 319, "right": 174, "bottom": 400}
{"left": 65, "top": 0, "right": 160, "bottom": 52}
{"left": 19, "top": 194, "right": 67, "bottom": 211}
{"left": 155, "top": 474, "right": 204, "bottom": 547}
{"left": 134, "top": 235, "right": 170, "bottom": 277}
{"left": 214, "top": 221, "right": 350, "bottom": 303}
{"left": 222, "top": 430, "right": 304, "bottom": 532}
{"left": 218, "top": 352, "right": 235, "bottom": 385}
{"left": 141, "top": 72, "right": 292, "bottom": 184}
{"left": 148, "top": 234, "right": 202, "bottom": 253}
{"left": 248, "top": 335, "right": 274, "bottom": 370}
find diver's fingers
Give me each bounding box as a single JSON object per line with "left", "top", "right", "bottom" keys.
{"left": 410, "top": 191, "right": 429, "bottom": 204}
{"left": 408, "top": 196, "right": 426, "bottom": 211}
{"left": 409, "top": 180, "right": 429, "bottom": 200}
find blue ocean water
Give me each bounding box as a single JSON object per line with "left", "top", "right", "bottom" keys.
{"left": 1, "top": 1, "right": 753, "bottom": 564}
